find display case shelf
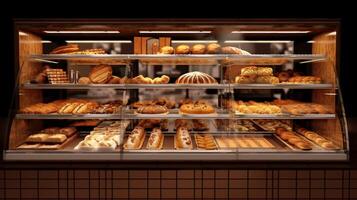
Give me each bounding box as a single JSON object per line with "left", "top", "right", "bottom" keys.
{"left": 21, "top": 83, "right": 335, "bottom": 90}
{"left": 28, "top": 54, "right": 327, "bottom": 66}
{"left": 15, "top": 113, "right": 336, "bottom": 120}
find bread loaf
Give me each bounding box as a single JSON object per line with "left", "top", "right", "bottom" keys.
{"left": 89, "top": 65, "right": 112, "bottom": 84}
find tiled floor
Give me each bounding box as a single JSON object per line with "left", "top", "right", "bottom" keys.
{"left": 1, "top": 169, "right": 357, "bottom": 199}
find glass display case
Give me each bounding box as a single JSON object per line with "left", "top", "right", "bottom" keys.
{"left": 3, "top": 19, "right": 348, "bottom": 161}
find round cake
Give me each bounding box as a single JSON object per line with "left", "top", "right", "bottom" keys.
{"left": 179, "top": 103, "right": 215, "bottom": 114}
{"left": 137, "top": 105, "right": 168, "bottom": 114}
{"left": 176, "top": 71, "right": 217, "bottom": 84}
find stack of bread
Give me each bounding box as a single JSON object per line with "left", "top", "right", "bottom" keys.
{"left": 235, "top": 66, "right": 279, "bottom": 84}
{"left": 18, "top": 127, "right": 77, "bottom": 150}
{"left": 74, "top": 120, "right": 129, "bottom": 151}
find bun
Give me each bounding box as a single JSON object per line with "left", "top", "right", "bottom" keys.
{"left": 191, "top": 44, "right": 206, "bottom": 54}
{"left": 159, "top": 46, "right": 174, "bottom": 54}
{"left": 222, "top": 46, "right": 251, "bottom": 55}
{"left": 89, "top": 65, "right": 112, "bottom": 84}
{"left": 176, "top": 71, "right": 217, "bottom": 84}
{"left": 78, "top": 77, "right": 91, "bottom": 84}
{"left": 153, "top": 75, "right": 170, "bottom": 84}
{"left": 175, "top": 45, "right": 190, "bottom": 54}
{"left": 206, "top": 43, "right": 221, "bottom": 54}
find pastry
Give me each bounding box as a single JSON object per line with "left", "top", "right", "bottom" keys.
{"left": 78, "top": 77, "right": 92, "bottom": 84}
{"left": 235, "top": 75, "right": 257, "bottom": 84}
{"left": 147, "top": 128, "right": 164, "bottom": 149}
{"left": 287, "top": 76, "right": 322, "bottom": 84}
{"left": 179, "top": 102, "right": 215, "bottom": 114}
{"left": 175, "top": 119, "right": 193, "bottom": 130}
{"left": 253, "top": 119, "right": 292, "bottom": 131}
{"left": 276, "top": 128, "right": 312, "bottom": 150}
{"left": 41, "top": 127, "right": 60, "bottom": 134}
{"left": 175, "top": 45, "right": 190, "bottom": 54}
{"left": 221, "top": 46, "right": 251, "bottom": 55}
{"left": 233, "top": 101, "right": 282, "bottom": 114}
{"left": 26, "top": 133, "right": 49, "bottom": 142}
{"left": 192, "top": 119, "right": 209, "bottom": 131}
{"left": 176, "top": 127, "right": 193, "bottom": 149}
{"left": 124, "top": 126, "right": 146, "bottom": 149}
{"left": 191, "top": 44, "right": 206, "bottom": 54}
{"left": 195, "top": 134, "right": 217, "bottom": 150}
{"left": 70, "top": 120, "right": 101, "bottom": 127}
{"left": 50, "top": 44, "right": 79, "bottom": 54}
{"left": 255, "top": 76, "right": 279, "bottom": 84}
{"left": 206, "top": 43, "right": 221, "bottom": 54}
{"left": 159, "top": 46, "right": 174, "bottom": 54}
{"left": 138, "top": 119, "right": 163, "bottom": 129}
{"left": 137, "top": 105, "right": 168, "bottom": 114}
{"left": 241, "top": 67, "right": 273, "bottom": 76}
{"left": 176, "top": 71, "right": 217, "bottom": 84}
{"left": 88, "top": 65, "right": 113, "bottom": 84}
{"left": 296, "top": 128, "right": 339, "bottom": 150}
{"left": 68, "top": 48, "right": 106, "bottom": 55}
{"left": 20, "top": 103, "right": 59, "bottom": 114}
{"left": 277, "top": 71, "right": 290, "bottom": 82}
{"left": 45, "top": 134, "right": 67, "bottom": 143}
{"left": 107, "top": 76, "right": 121, "bottom": 84}
{"left": 152, "top": 75, "right": 170, "bottom": 84}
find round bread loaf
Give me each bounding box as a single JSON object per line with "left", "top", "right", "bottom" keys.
{"left": 89, "top": 65, "right": 112, "bottom": 84}
{"left": 176, "top": 71, "right": 217, "bottom": 84}
{"left": 206, "top": 43, "right": 221, "bottom": 54}
{"left": 175, "top": 45, "right": 190, "bottom": 54}
{"left": 159, "top": 46, "right": 174, "bottom": 54}
{"left": 191, "top": 44, "right": 206, "bottom": 54}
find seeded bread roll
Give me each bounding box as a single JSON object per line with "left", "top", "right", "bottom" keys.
{"left": 89, "top": 65, "right": 112, "bottom": 84}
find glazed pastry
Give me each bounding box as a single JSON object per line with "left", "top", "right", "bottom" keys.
{"left": 124, "top": 126, "right": 145, "bottom": 149}
{"left": 253, "top": 119, "right": 292, "bottom": 131}
{"left": 287, "top": 76, "right": 322, "bottom": 84}
{"left": 176, "top": 71, "right": 217, "bottom": 84}
{"left": 175, "top": 45, "right": 190, "bottom": 54}
{"left": 206, "top": 43, "right": 221, "bottom": 54}
{"left": 176, "top": 127, "right": 193, "bottom": 149}
{"left": 137, "top": 105, "right": 168, "bottom": 114}
{"left": 191, "top": 44, "right": 206, "bottom": 54}
{"left": 159, "top": 46, "right": 174, "bottom": 54}
{"left": 147, "top": 128, "right": 164, "bottom": 149}
{"left": 50, "top": 44, "right": 79, "bottom": 54}
{"left": 278, "top": 71, "right": 290, "bottom": 82}
{"left": 233, "top": 101, "right": 282, "bottom": 114}
{"left": 276, "top": 128, "right": 312, "bottom": 150}
{"left": 88, "top": 65, "right": 113, "bottom": 84}
{"left": 179, "top": 103, "right": 215, "bottom": 114}
{"left": 255, "top": 76, "right": 279, "bottom": 84}
{"left": 78, "top": 77, "right": 92, "bottom": 84}
{"left": 296, "top": 128, "right": 339, "bottom": 150}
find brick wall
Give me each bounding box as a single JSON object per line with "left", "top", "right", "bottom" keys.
{"left": 1, "top": 169, "right": 357, "bottom": 199}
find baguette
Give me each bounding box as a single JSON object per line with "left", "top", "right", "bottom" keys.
{"left": 175, "top": 127, "right": 193, "bottom": 149}
{"left": 147, "top": 128, "right": 164, "bottom": 149}
{"left": 124, "top": 126, "right": 145, "bottom": 149}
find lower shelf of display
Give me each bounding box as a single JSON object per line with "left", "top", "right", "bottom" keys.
{"left": 21, "top": 83, "right": 335, "bottom": 90}
{"left": 15, "top": 113, "right": 336, "bottom": 120}
{"left": 3, "top": 150, "right": 347, "bottom": 161}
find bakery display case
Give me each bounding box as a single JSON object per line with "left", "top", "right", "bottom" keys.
{"left": 3, "top": 19, "right": 348, "bottom": 161}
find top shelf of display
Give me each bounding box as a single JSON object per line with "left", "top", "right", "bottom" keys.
{"left": 27, "top": 54, "right": 326, "bottom": 66}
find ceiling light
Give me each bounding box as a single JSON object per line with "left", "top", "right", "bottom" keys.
{"left": 171, "top": 40, "right": 218, "bottom": 43}
{"left": 232, "top": 31, "right": 310, "bottom": 34}
{"left": 327, "top": 31, "right": 336, "bottom": 36}
{"left": 66, "top": 40, "right": 132, "bottom": 43}
{"left": 44, "top": 31, "right": 120, "bottom": 34}
{"left": 19, "top": 31, "right": 28, "bottom": 36}
{"left": 224, "top": 40, "right": 292, "bottom": 43}
{"left": 139, "top": 31, "right": 211, "bottom": 34}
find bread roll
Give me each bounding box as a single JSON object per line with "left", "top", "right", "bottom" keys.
{"left": 206, "top": 43, "right": 221, "bottom": 54}
{"left": 176, "top": 127, "right": 192, "bottom": 149}
{"left": 125, "top": 126, "right": 145, "bottom": 149}
{"left": 107, "top": 76, "right": 121, "bottom": 84}
{"left": 222, "top": 46, "right": 250, "bottom": 55}
{"left": 175, "top": 45, "right": 190, "bottom": 54}
{"left": 191, "top": 44, "right": 206, "bottom": 54}
{"left": 159, "top": 46, "right": 174, "bottom": 54}
{"left": 78, "top": 77, "right": 91, "bottom": 84}
{"left": 147, "top": 128, "right": 164, "bottom": 149}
